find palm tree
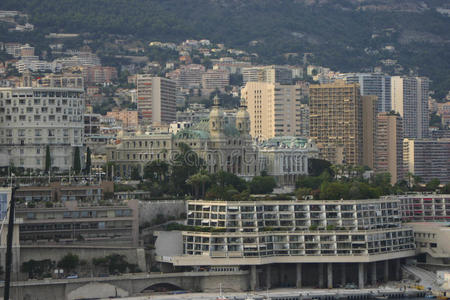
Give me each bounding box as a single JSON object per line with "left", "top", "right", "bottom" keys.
{"left": 186, "top": 173, "right": 202, "bottom": 199}
{"left": 187, "top": 170, "right": 211, "bottom": 199}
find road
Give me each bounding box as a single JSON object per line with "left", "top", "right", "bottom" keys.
{"left": 402, "top": 265, "right": 437, "bottom": 288}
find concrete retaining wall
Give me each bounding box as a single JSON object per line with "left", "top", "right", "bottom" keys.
{"left": 20, "top": 246, "right": 147, "bottom": 272}
{"left": 139, "top": 200, "right": 186, "bottom": 226}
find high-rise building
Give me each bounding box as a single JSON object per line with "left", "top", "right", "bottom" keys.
{"left": 242, "top": 82, "right": 303, "bottom": 140}
{"left": 362, "top": 95, "right": 377, "bottom": 169}
{"left": 344, "top": 73, "right": 391, "bottom": 113}
{"left": 375, "top": 112, "right": 404, "bottom": 184}
{"left": 242, "top": 65, "right": 293, "bottom": 85}
{"left": 403, "top": 138, "right": 450, "bottom": 184}
{"left": 391, "top": 76, "right": 429, "bottom": 138}
{"left": 0, "top": 78, "right": 85, "bottom": 171}
{"left": 299, "top": 104, "right": 310, "bottom": 137}
{"left": 136, "top": 75, "right": 176, "bottom": 126}
{"left": 309, "top": 81, "right": 363, "bottom": 165}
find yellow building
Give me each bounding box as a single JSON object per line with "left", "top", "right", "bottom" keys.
{"left": 242, "top": 82, "right": 304, "bottom": 140}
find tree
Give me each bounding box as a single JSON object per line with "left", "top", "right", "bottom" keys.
{"left": 443, "top": 183, "right": 450, "bottom": 194}
{"left": 249, "top": 175, "right": 276, "bottom": 194}
{"left": 45, "top": 145, "right": 51, "bottom": 173}
{"left": 85, "top": 147, "right": 92, "bottom": 174}
{"left": 21, "top": 259, "right": 54, "bottom": 279}
{"left": 93, "top": 254, "right": 134, "bottom": 275}
{"left": 144, "top": 160, "right": 169, "bottom": 182}
{"left": 57, "top": 253, "right": 79, "bottom": 273}
{"left": 426, "top": 179, "right": 440, "bottom": 191}
{"left": 130, "top": 166, "right": 141, "bottom": 180}
{"left": 170, "top": 143, "right": 203, "bottom": 195}
{"left": 73, "top": 147, "right": 81, "bottom": 174}
{"left": 295, "top": 187, "right": 312, "bottom": 200}
{"left": 187, "top": 170, "right": 211, "bottom": 199}
{"left": 308, "top": 159, "right": 332, "bottom": 177}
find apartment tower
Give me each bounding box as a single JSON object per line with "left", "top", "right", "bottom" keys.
{"left": 362, "top": 95, "right": 377, "bottom": 169}
{"left": 344, "top": 73, "right": 391, "bottom": 113}
{"left": 391, "top": 76, "right": 429, "bottom": 138}
{"left": 309, "top": 81, "right": 363, "bottom": 165}
{"left": 242, "top": 82, "right": 303, "bottom": 140}
{"left": 375, "top": 112, "right": 404, "bottom": 184}
{"left": 136, "top": 75, "right": 176, "bottom": 126}
{"left": 403, "top": 138, "right": 450, "bottom": 184}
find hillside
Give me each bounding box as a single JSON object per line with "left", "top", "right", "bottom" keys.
{"left": 1, "top": 0, "right": 449, "bottom": 98}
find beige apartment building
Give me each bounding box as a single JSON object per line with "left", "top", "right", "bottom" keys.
{"left": 309, "top": 81, "right": 363, "bottom": 165}
{"left": 136, "top": 75, "right": 176, "bottom": 126}
{"left": 242, "top": 82, "right": 304, "bottom": 140}
{"left": 362, "top": 95, "right": 377, "bottom": 169}
{"left": 375, "top": 112, "right": 404, "bottom": 184}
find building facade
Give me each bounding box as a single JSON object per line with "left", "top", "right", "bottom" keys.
{"left": 106, "top": 108, "right": 139, "bottom": 129}
{"left": 344, "top": 73, "right": 391, "bottom": 113}
{"left": 156, "top": 198, "right": 415, "bottom": 289}
{"left": 375, "top": 112, "right": 404, "bottom": 184}
{"left": 396, "top": 194, "right": 450, "bottom": 222}
{"left": 362, "top": 95, "right": 377, "bottom": 169}
{"left": 16, "top": 199, "right": 139, "bottom": 247}
{"left": 242, "top": 82, "right": 304, "bottom": 140}
{"left": 391, "top": 76, "right": 429, "bottom": 139}
{"left": 242, "top": 66, "right": 293, "bottom": 85}
{"left": 258, "top": 137, "right": 319, "bottom": 185}
{"left": 0, "top": 83, "right": 84, "bottom": 171}
{"left": 107, "top": 96, "right": 259, "bottom": 180}
{"left": 403, "top": 138, "right": 450, "bottom": 184}
{"left": 137, "top": 75, "right": 176, "bottom": 126}
{"left": 309, "top": 81, "right": 363, "bottom": 165}
{"left": 201, "top": 69, "right": 230, "bottom": 91}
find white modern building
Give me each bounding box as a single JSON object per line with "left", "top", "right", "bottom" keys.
{"left": 156, "top": 198, "right": 415, "bottom": 289}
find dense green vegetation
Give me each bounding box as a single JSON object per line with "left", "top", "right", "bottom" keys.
{"left": 295, "top": 163, "right": 450, "bottom": 201}
{"left": 1, "top": 0, "right": 449, "bottom": 99}
{"left": 134, "top": 143, "right": 277, "bottom": 199}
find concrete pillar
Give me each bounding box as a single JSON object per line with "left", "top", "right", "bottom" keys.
{"left": 395, "top": 259, "right": 401, "bottom": 280}
{"left": 318, "top": 263, "right": 324, "bottom": 288}
{"left": 358, "top": 263, "right": 365, "bottom": 289}
{"left": 384, "top": 260, "right": 389, "bottom": 282}
{"left": 296, "top": 263, "right": 302, "bottom": 288}
{"left": 341, "top": 264, "right": 347, "bottom": 285}
{"left": 250, "top": 265, "right": 257, "bottom": 291}
{"left": 327, "top": 263, "right": 333, "bottom": 289}
{"left": 371, "top": 262, "right": 377, "bottom": 286}
{"left": 266, "top": 265, "right": 272, "bottom": 289}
